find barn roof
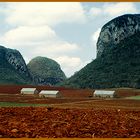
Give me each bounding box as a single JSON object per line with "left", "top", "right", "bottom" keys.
{"left": 21, "top": 88, "right": 37, "bottom": 92}
{"left": 94, "top": 90, "right": 115, "bottom": 95}
{"left": 40, "top": 90, "right": 59, "bottom": 95}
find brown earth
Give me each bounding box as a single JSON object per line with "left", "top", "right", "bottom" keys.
{"left": 0, "top": 107, "right": 140, "bottom": 138}
{"left": 0, "top": 85, "right": 94, "bottom": 99}
{"left": 1, "top": 85, "right": 140, "bottom": 97}
{"left": 0, "top": 93, "right": 94, "bottom": 104}
{"left": 51, "top": 99, "right": 140, "bottom": 111}
{"left": 0, "top": 93, "right": 140, "bottom": 110}
{"left": 0, "top": 86, "right": 140, "bottom": 138}
{"left": 114, "top": 88, "right": 140, "bottom": 97}
{"left": 0, "top": 85, "right": 72, "bottom": 94}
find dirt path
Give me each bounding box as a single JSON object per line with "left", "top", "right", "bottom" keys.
{"left": 50, "top": 99, "right": 140, "bottom": 110}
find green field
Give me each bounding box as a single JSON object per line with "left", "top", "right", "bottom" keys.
{"left": 0, "top": 102, "right": 48, "bottom": 107}
{"left": 125, "top": 96, "right": 140, "bottom": 100}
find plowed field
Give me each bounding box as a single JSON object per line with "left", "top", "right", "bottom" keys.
{"left": 0, "top": 86, "right": 140, "bottom": 138}
{"left": 0, "top": 107, "right": 139, "bottom": 138}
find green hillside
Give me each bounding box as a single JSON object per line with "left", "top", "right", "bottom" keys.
{"left": 0, "top": 46, "right": 32, "bottom": 85}
{"left": 62, "top": 31, "right": 140, "bottom": 89}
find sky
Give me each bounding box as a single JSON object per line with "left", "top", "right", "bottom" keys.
{"left": 0, "top": 2, "right": 140, "bottom": 77}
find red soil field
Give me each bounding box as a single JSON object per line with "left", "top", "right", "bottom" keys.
{"left": 0, "top": 85, "right": 94, "bottom": 99}
{"left": 52, "top": 99, "right": 140, "bottom": 110}
{"left": 0, "top": 86, "right": 140, "bottom": 138}
{"left": 0, "top": 85, "right": 140, "bottom": 98}
{"left": 0, "top": 85, "right": 73, "bottom": 94}
{"left": 0, "top": 107, "right": 139, "bottom": 138}
{"left": 58, "top": 89, "right": 94, "bottom": 98}
{"left": 0, "top": 94, "right": 94, "bottom": 104}
{"left": 115, "top": 88, "right": 140, "bottom": 97}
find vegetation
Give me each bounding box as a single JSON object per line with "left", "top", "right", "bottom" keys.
{"left": 0, "top": 46, "right": 66, "bottom": 85}
{"left": 0, "top": 102, "right": 48, "bottom": 107}
{"left": 0, "top": 47, "right": 32, "bottom": 85}
{"left": 62, "top": 32, "right": 140, "bottom": 89}
{"left": 125, "top": 96, "right": 140, "bottom": 100}
{"left": 0, "top": 61, "right": 32, "bottom": 85}
{"left": 27, "top": 56, "right": 66, "bottom": 85}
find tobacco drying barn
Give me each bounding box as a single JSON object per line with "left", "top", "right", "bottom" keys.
{"left": 94, "top": 90, "right": 115, "bottom": 98}
{"left": 21, "top": 88, "right": 38, "bottom": 95}
{"left": 39, "top": 90, "right": 59, "bottom": 98}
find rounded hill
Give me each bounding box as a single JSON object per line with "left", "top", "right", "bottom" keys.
{"left": 27, "top": 56, "right": 66, "bottom": 85}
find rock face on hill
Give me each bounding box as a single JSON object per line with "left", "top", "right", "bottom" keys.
{"left": 97, "top": 14, "right": 140, "bottom": 57}
{"left": 0, "top": 46, "right": 33, "bottom": 84}
{"left": 27, "top": 56, "right": 66, "bottom": 85}
{"left": 0, "top": 46, "right": 66, "bottom": 85}
{"left": 63, "top": 14, "right": 140, "bottom": 89}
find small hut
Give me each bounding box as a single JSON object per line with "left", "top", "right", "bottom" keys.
{"left": 94, "top": 90, "right": 115, "bottom": 98}
{"left": 20, "top": 88, "right": 38, "bottom": 95}
{"left": 39, "top": 90, "right": 59, "bottom": 98}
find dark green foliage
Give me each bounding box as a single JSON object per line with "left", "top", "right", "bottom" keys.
{"left": 0, "top": 46, "right": 33, "bottom": 85}
{"left": 0, "top": 58, "right": 32, "bottom": 85}
{"left": 62, "top": 32, "right": 140, "bottom": 89}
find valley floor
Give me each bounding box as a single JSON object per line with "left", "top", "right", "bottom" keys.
{"left": 0, "top": 87, "right": 140, "bottom": 138}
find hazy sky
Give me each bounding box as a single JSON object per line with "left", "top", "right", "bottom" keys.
{"left": 0, "top": 2, "right": 140, "bottom": 77}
